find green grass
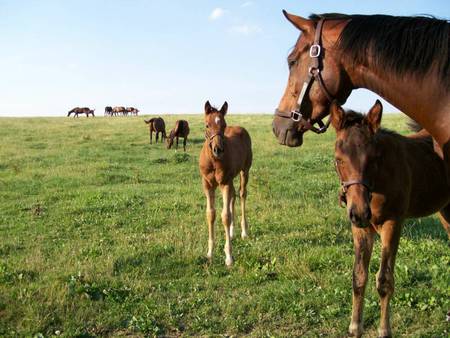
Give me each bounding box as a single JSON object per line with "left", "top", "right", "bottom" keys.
{"left": 0, "top": 115, "right": 448, "bottom": 337}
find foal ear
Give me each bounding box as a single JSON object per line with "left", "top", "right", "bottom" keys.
{"left": 204, "top": 100, "right": 213, "bottom": 115}
{"left": 282, "top": 10, "right": 314, "bottom": 35}
{"left": 330, "top": 100, "right": 345, "bottom": 130}
{"left": 220, "top": 101, "right": 228, "bottom": 116}
{"left": 365, "top": 100, "right": 383, "bottom": 133}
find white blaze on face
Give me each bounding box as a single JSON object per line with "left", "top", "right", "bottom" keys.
{"left": 215, "top": 116, "right": 220, "bottom": 125}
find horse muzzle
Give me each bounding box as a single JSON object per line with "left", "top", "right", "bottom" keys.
{"left": 272, "top": 113, "right": 303, "bottom": 147}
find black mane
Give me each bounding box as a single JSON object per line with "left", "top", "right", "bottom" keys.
{"left": 310, "top": 13, "right": 450, "bottom": 87}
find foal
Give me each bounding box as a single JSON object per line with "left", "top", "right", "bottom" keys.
{"left": 144, "top": 117, "right": 166, "bottom": 144}
{"left": 199, "top": 101, "right": 252, "bottom": 266}
{"left": 167, "top": 120, "right": 190, "bottom": 151}
{"left": 331, "top": 101, "right": 450, "bottom": 338}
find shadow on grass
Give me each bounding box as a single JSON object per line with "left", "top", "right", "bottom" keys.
{"left": 402, "top": 216, "right": 449, "bottom": 241}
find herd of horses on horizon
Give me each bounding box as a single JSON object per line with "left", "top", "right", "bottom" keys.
{"left": 64, "top": 11, "right": 449, "bottom": 337}
{"left": 67, "top": 106, "right": 140, "bottom": 117}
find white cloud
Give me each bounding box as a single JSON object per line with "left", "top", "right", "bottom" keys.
{"left": 241, "top": 1, "right": 254, "bottom": 7}
{"left": 209, "top": 8, "right": 226, "bottom": 21}
{"left": 229, "top": 24, "right": 262, "bottom": 35}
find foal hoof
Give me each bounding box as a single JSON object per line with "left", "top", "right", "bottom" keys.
{"left": 225, "top": 257, "right": 234, "bottom": 267}
{"left": 348, "top": 323, "right": 363, "bottom": 338}
{"left": 377, "top": 329, "right": 392, "bottom": 338}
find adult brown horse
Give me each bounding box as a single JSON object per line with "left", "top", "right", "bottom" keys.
{"left": 67, "top": 107, "right": 95, "bottom": 117}
{"left": 199, "top": 101, "right": 252, "bottom": 266}
{"left": 331, "top": 100, "right": 450, "bottom": 338}
{"left": 167, "top": 120, "right": 190, "bottom": 151}
{"left": 272, "top": 12, "right": 450, "bottom": 181}
{"left": 112, "top": 106, "right": 126, "bottom": 116}
{"left": 144, "top": 117, "right": 166, "bottom": 144}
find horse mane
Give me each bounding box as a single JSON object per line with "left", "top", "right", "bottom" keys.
{"left": 309, "top": 13, "right": 450, "bottom": 87}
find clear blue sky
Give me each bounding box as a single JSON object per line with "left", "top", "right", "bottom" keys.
{"left": 1, "top": 0, "right": 449, "bottom": 116}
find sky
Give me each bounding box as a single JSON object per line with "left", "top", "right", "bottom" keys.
{"left": 0, "top": 0, "right": 449, "bottom": 116}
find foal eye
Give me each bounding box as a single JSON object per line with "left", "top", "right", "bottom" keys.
{"left": 205, "top": 124, "right": 209, "bottom": 128}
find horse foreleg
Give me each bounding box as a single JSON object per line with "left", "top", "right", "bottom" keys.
{"left": 183, "top": 137, "right": 187, "bottom": 152}
{"left": 156, "top": 132, "right": 159, "bottom": 143}
{"left": 149, "top": 130, "right": 152, "bottom": 144}
{"left": 220, "top": 183, "right": 235, "bottom": 266}
{"left": 438, "top": 204, "right": 450, "bottom": 239}
{"left": 349, "top": 225, "right": 375, "bottom": 338}
{"left": 203, "top": 178, "right": 216, "bottom": 260}
{"left": 377, "top": 220, "right": 402, "bottom": 338}
{"left": 239, "top": 170, "right": 249, "bottom": 238}
{"left": 176, "top": 136, "right": 179, "bottom": 149}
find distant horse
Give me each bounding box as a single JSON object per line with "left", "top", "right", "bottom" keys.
{"left": 331, "top": 100, "right": 450, "bottom": 338}
{"left": 199, "top": 101, "right": 252, "bottom": 266}
{"left": 68, "top": 107, "right": 95, "bottom": 118}
{"left": 167, "top": 120, "right": 190, "bottom": 151}
{"left": 271, "top": 12, "right": 450, "bottom": 183}
{"left": 104, "top": 106, "right": 113, "bottom": 116}
{"left": 144, "top": 117, "right": 166, "bottom": 144}
{"left": 126, "top": 107, "right": 139, "bottom": 116}
{"left": 112, "top": 106, "right": 126, "bottom": 116}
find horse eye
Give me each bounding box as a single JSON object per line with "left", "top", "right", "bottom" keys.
{"left": 288, "top": 59, "right": 297, "bottom": 68}
{"left": 205, "top": 124, "right": 209, "bottom": 128}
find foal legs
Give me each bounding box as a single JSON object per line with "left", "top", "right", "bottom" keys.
{"left": 220, "top": 183, "right": 235, "bottom": 266}
{"left": 349, "top": 225, "right": 375, "bottom": 338}
{"left": 438, "top": 203, "right": 450, "bottom": 239}
{"left": 183, "top": 136, "right": 187, "bottom": 152}
{"left": 377, "top": 220, "right": 402, "bottom": 338}
{"left": 202, "top": 178, "right": 216, "bottom": 260}
{"left": 239, "top": 170, "right": 250, "bottom": 238}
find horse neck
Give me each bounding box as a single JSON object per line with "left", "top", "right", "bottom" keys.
{"left": 343, "top": 59, "right": 450, "bottom": 138}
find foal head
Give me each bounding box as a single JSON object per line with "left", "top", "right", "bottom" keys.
{"left": 166, "top": 130, "right": 175, "bottom": 149}
{"left": 331, "top": 100, "right": 383, "bottom": 227}
{"left": 204, "top": 101, "right": 227, "bottom": 159}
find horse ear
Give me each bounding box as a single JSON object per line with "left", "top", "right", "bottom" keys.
{"left": 330, "top": 100, "right": 345, "bottom": 130}
{"left": 365, "top": 100, "right": 383, "bottom": 133}
{"left": 282, "top": 10, "right": 314, "bottom": 35}
{"left": 220, "top": 101, "right": 228, "bottom": 116}
{"left": 204, "top": 101, "right": 213, "bottom": 115}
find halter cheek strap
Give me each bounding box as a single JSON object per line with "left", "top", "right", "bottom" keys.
{"left": 275, "top": 18, "right": 336, "bottom": 134}
{"left": 334, "top": 160, "right": 372, "bottom": 208}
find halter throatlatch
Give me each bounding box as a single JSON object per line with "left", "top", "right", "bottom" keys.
{"left": 334, "top": 160, "right": 372, "bottom": 208}
{"left": 275, "top": 18, "right": 335, "bottom": 134}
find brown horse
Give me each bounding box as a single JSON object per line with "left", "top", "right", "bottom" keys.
{"left": 167, "top": 120, "right": 190, "bottom": 151}
{"left": 67, "top": 107, "right": 95, "bottom": 118}
{"left": 112, "top": 106, "right": 126, "bottom": 116}
{"left": 144, "top": 117, "right": 166, "bottom": 144}
{"left": 199, "top": 101, "right": 252, "bottom": 266}
{"left": 272, "top": 12, "right": 450, "bottom": 181}
{"left": 331, "top": 100, "right": 450, "bottom": 338}
{"left": 126, "top": 107, "right": 139, "bottom": 116}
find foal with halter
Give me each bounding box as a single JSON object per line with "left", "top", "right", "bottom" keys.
{"left": 199, "top": 101, "right": 252, "bottom": 266}
{"left": 331, "top": 100, "right": 450, "bottom": 338}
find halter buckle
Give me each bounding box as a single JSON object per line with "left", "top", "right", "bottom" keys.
{"left": 291, "top": 111, "right": 302, "bottom": 122}
{"left": 309, "top": 44, "right": 321, "bottom": 58}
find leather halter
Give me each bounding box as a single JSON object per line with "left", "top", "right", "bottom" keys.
{"left": 334, "top": 160, "right": 372, "bottom": 208}
{"left": 205, "top": 130, "right": 223, "bottom": 147}
{"left": 275, "top": 18, "right": 334, "bottom": 134}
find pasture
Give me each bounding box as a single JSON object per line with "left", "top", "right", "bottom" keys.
{"left": 0, "top": 115, "right": 448, "bottom": 337}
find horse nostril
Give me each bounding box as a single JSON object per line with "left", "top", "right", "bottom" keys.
{"left": 364, "top": 208, "right": 372, "bottom": 221}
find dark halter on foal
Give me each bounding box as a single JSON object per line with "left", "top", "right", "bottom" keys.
{"left": 275, "top": 18, "right": 335, "bottom": 134}
{"left": 334, "top": 160, "right": 372, "bottom": 208}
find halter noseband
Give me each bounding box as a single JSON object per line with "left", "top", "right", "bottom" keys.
{"left": 334, "top": 160, "right": 372, "bottom": 208}
{"left": 275, "top": 18, "right": 335, "bottom": 134}
{"left": 205, "top": 131, "right": 223, "bottom": 147}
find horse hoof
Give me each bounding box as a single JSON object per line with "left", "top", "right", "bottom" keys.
{"left": 225, "top": 257, "right": 233, "bottom": 267}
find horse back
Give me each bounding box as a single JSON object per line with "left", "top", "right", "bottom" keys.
{"left": 225, "top": 126, "right": 252, "bottom": 169}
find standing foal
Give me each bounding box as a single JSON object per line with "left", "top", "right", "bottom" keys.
{"left": 167, "top": 120, "right": 190, "bottom": 151}
{"left": 199, "top": 101, "right": 252, "bottom": 266}
{"left": 331, "top": 100, "right": 450, "bottom": 338}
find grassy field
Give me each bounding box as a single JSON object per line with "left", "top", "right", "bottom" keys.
{"left": 0, "top": 114, "right": 448, "bottom": 337}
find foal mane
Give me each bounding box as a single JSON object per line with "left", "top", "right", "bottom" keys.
{"left": 309, "top": 13, "right": 450, "bottom": 87}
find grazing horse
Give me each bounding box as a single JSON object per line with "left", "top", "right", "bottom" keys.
{"left": 126, "top": 107, "right": 139, "bottom": 116}
{"left": 104, "top": 106, "right": 113, "bottom": 116}
{"left": 330, "top": 100, "right": 450, "bottom": 338}
{"left": 144, "top": 117, "right": 166, "bottom": 144}
{"left": 272, "top": 12, "right": 450, "bottom": 182}
{"left": 112, "top": 106, "right": 126, "bottom": 116}
{"left": 68, "top": 107, "right": 95, "bottom": 117}
{"left": 167, "top": 120, "right": 190, "bottom": 151}
{"left": 199, "top": 101, "right": 252, "bottom": 266}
